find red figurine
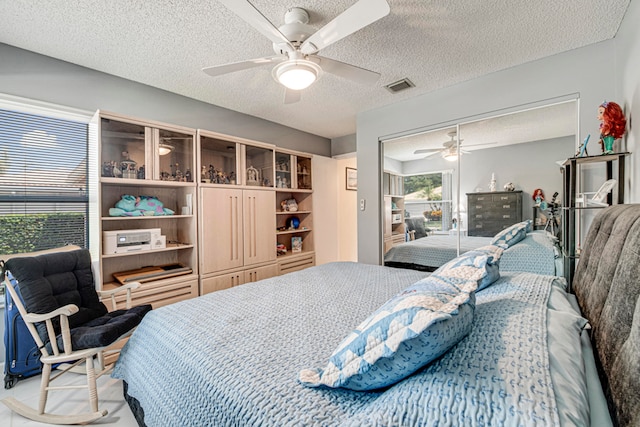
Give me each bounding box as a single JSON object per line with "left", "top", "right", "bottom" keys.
{"left": 598, "top": 101, "right": 627, "bottom": 154}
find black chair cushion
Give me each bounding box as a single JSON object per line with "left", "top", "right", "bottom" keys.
{"left": 405, "top": 218, "right": 428, "bottom": 239}
{"left": 57, "top": 304, "right": 152, "bottom": 351}
{"left": 5, "top": 249, "right": 152, "bottom": 351}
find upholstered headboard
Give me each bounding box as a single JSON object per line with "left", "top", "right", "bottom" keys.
{"left": 572, "top": 204, "right": 640, "bottom": 427}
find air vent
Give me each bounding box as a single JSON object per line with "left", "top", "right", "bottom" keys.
{"left": 384, "top": 78, "right": 415, "bottom": 93}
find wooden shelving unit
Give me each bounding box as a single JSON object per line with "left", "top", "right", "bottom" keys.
{"left": 92, "top": 111, "right": 199, "bottom": 310}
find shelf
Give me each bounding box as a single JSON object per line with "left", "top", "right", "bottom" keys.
{"left": 276, "top": 210, "right": 311, "bottom": 215}
{"left": 102, "top": 214, "right": 194, "bottom": 221}
{"left": 101, "top": 243, "right": 194, "bottom": 259}
{"left": 102, "top": 272, "right": 199, "bottom": 291}
{"left": 276, "top": 250, "right": 314, "bottom": 258}
{"left": 277, "top": 228, "right": 311, "bottom": 235}
{"left": 276, "top": 188, "right": 312, "bottom": 193}
{"left": 561, "top": 151, "right": 629, "bottom": 289}
{"left": 562, "top": 152, "right": 630, "bottom": 166}
{"left": 101, "top": 177, "right": 196, "bottom": 187}
{"left": 561, "top": 206, "right": 608, "bottom": 211}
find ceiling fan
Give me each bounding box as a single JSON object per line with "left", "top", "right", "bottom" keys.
{"left": 202, "top": 0, "right": 390, "bottom": 103}
{"left": 102, "top": 131, "right": 191, "bottom": 155}
{"left": 413, "top": 131, "right": 497, "bottom": 161}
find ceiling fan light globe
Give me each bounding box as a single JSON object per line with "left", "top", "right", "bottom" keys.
{"left": 159, "top": 143, "right": 173, "bottom": 156}
{"left": 274, "top": 60, "right": 320, "bottom": 90}
{"left": 443, "top": 151, "right": 459, "bottom": 161}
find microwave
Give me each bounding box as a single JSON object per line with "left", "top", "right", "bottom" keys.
{"left": 391, "top": 213, "right": 402, "bottom": 224}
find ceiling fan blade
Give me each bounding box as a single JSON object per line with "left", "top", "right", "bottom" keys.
{"left": 413, "top": 148, "right": 441, "bottom": 155}
{"left": 300, "top": 0, "right": 390, "bottom": 55}
{"left": 310, "top": 56, "right": 380, "bottom": 85}
{"left": 217, "top": 0, "right": 294, "bottom": 52}
{"left": 202, "top": 56, "right": 285, "bottom": 77}
{"left": 461, "top": 142, "right": 498, "bottom": 148}
{"left": 283, "top": 88, "right": 301, "bottom": 104}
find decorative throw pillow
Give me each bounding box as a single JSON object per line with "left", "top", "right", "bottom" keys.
{"left": 298, "top": 276, "right": 477, "bottom": 391}
{"left": 434, "top": 245, "right": 504, "bottom": 291}
{"left": 490, "top": 220, "right": 532, "bottom": 249}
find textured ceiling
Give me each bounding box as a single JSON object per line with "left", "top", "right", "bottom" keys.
{"left": 0, "top": 0, "right": 630, "bottom": 139}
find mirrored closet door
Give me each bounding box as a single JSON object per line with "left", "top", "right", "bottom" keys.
{"left": 381, "top": 100, "right": 577, "bottom": 267}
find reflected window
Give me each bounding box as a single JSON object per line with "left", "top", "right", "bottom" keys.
{"left": 403, "top": 172, "right": 453, "bottom": 231}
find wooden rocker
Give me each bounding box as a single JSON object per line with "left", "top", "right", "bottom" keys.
{"left": 1, "top": 248, "right": 152, "bottom": 425}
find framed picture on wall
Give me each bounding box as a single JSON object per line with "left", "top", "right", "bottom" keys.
{"left": 346, "top": 167, "right": 357, "bottom": 191}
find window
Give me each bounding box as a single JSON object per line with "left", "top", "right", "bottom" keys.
{"left": 403, "top": 171, "right": 453, "bottom": 231}
{"left": 0, "top": 105, "right": 89, "bottom": 255}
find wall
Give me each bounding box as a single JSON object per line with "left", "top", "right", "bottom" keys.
{"left": 331, "top": 134, "right": 357, "bottom": 158}
{"left": 357, "top": 39, "right": 624, "bottom": 264}
{"left": 617, "top": 0, "right": 640, "bottom": 202}
{"left": 0, "top": 43, "right": 331, "bottom": 157}
{"left": 336, "top": 156, "right": 358, "bottom": 261}
{"left": 312, "top": 155, "right": 340, "bottom": 265}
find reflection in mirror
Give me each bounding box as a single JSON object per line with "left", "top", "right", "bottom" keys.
{"left": 381, "top": 100, "right": 577, "bottom": 271}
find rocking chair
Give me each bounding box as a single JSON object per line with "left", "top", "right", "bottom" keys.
{"left": 1, "top": 247, "right": 152, "bottom": 424}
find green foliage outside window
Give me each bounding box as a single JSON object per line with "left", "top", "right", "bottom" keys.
{"left": 0, "top": 213, "right": 86, "bottom": 255}
{"left": 404, "top": 174, "right": 443, "bottom": 201}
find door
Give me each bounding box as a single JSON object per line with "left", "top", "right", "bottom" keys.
{"left": 201, "top": 187, "right": 244, "bottom": 274}
{"left": 243, "top": 189, "right": 276, "bottom": 266}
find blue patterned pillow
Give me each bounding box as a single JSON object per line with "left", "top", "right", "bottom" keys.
{"left": 490, "top": 220, "right": 532, "bottom": 249}
{"left": 298, "top": 276, "right": 476, "bottom": 391}
{"left": 434, "top": 245, "right": 503, "bottom": 291}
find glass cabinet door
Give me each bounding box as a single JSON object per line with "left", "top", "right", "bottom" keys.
{"left": 296, "top": 155, "right": 312, "bottom": 190}
{"left": 275, "top": 152, "right": 292, "bottom": 189}
{"left": 245, "top": 145, "right": 274, "bottom": 187}
{"left": 157, "top": 129, "right": 194, "bottom": 182}
{"left": 100, "top": 118, "right": 147, "bottom": 179}
{"left": 199, "top": 135, "right": 238, "bottom": 185}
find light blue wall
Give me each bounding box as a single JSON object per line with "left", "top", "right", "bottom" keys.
{"left": 357, "top": 38, "right": 628, "bottom": 264}
{"left": 616, "top": 0, "right": 640, "bottom": 202}
{"left": 0, "top": 43, "right": 331, "bottom": 157}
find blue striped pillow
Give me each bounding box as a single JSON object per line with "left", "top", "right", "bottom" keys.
{"left": 490, "top": 220, "right": 532, "bottom": 249}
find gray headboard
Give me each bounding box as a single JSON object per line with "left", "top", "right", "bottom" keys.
{"left": 572, "top": 204, "right": 640, "bottom": 427}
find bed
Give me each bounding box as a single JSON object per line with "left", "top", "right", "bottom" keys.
{"left": 113, "top": 205, "right": 640, "bottom": 426}
{"left": 384, "top": 230, "right": 561, "bottom": 275}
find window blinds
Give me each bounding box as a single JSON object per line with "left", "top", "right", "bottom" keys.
{"left": 0, "top": 108, "right": 89, "bottom": 254}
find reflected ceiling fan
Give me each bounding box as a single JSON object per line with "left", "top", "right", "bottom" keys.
{"left": 202, "top": 0, "right": 390, "bottom": 103}
{"left": 414, "top": 131, "right": 497, "bottom": 161}
{"left": 102, "top": 131, "right": 191, "bottom": 155}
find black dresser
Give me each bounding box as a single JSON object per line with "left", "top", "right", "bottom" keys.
{"left": 467, "top": 191, "right": 523, "bottom": 237}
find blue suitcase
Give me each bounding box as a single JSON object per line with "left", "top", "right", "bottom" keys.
{"left": 2, "top": 265, "right": 42, "bottom": 389}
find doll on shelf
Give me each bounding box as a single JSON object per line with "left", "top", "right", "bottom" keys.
{"left": 597, "top": 101, "right": 627, "bottom": 155}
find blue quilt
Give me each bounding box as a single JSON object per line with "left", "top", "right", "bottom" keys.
{"left": 113, "top": 263, "right": 564, "bottom": 426}
{"left": 385, "top": 231, "right": 560, "bottom": 276}
{"left": 384, "top": 234, "right": 493, "bottom": 268}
